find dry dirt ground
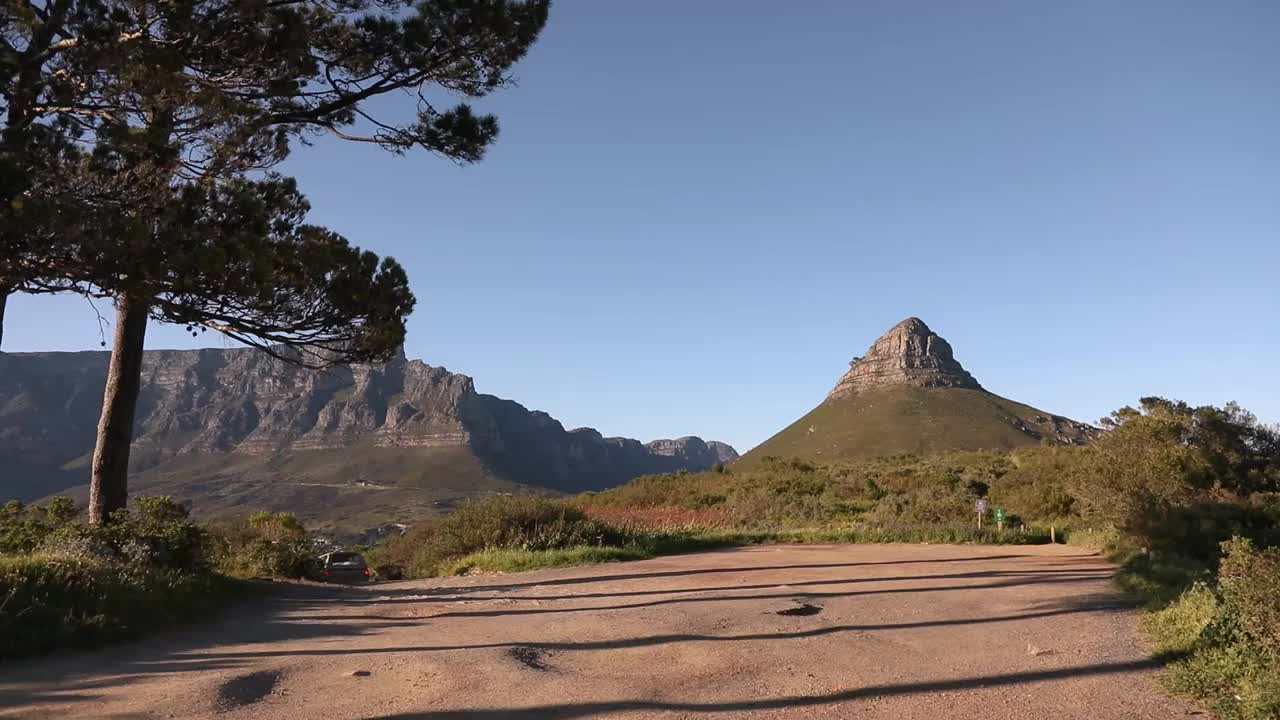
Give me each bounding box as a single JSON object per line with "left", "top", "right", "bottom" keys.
{"left": 0, "top": 544, "right": 1201, "bottom": 720}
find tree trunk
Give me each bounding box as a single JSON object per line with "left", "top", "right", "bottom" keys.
{"left": 88, "top": 292, "right": 150, "bottom": 525}
{"left": 0, "top": 286, "right": 8, "bottom": 350}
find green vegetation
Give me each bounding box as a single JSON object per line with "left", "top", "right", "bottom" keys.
{"left": 208, "top": 512, "right": 319, "bottom": 580}
{"left": 578, "top": 451, "right": 1049, "bottom": 534}
{"left": 0, "top": 553, "right": 242, "bottom": 659}
{"left": 1145, "top": 539, "right": 1280, "bottom": 720}
{"left": 742, "top": 386, "right": 1088, "bottom": 463}
{"left": 440, "top": 546, "right": 655, "bottom": 575}
{"left": 0, "top": 496, "right": 324, "bottom": 658}
{"left": 368, "top": 496, "right": 644, "bottom": 578}
{"left": 372, "top": 396, "right": 1278, "bottom": 717}
{"left": 0, "top": 496, "right": 244, "bottom": 658}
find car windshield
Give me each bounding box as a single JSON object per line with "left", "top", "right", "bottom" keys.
{"left": 328, "top": 553, "right": 363, "bottom": 564}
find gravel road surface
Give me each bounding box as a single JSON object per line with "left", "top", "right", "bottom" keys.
{"left": 0, "top": 544, "right": 1200, "bottom": 719}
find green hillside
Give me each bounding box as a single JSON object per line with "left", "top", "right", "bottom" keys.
{"left": 45, "top": 446, "right": 522, "bottom": 537}
{"left": 743, "top": 386, "right": 1093, "bottom": 463}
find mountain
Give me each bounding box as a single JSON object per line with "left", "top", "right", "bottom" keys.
{"left": 743, "top": 318, "right": 1095, "bottom": 462}
{"left": 0, "top": 347, "right": 737, "bottom": 530}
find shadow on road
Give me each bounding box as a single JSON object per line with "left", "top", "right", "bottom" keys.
{"left": 0, "top": 548, "right": 1135, "bottom": 717}
{"left": 346, "top": 551, "right": 1057, "bottom": 599}
{"left": 149, "top": 598, "right": 1134, "bottom": 662}
{"left": 364, "top": 658, "right": 1175, "bottom": 719}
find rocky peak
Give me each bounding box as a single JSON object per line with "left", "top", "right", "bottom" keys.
{"left": 828, "top": 317, "right": 982, "bottom": 399}
{"left": 644, "top": 437, "right": 741, "bottom": 465}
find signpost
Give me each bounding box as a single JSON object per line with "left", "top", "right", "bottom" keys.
{"left": 993, "top": 507, "right": 1007, "bottom": 531}
{"left": 975, "top": 498, "right": 988, "bottom": 529}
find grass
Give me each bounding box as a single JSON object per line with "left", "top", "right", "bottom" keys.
{"left": 742, "top": 386, "right": 1091, "bottom": 464}
{"left": 439, "top": 546, "right": 655, "bottom": 575}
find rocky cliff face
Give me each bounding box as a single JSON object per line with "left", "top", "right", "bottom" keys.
{"left": 0, "top": 347, "right": 738, "bottom": 500}
{"left": 828, "top": 317, "right": 982, "bottom": 398}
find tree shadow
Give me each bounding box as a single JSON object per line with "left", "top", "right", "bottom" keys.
{"left": 364, "top": 657, "right": 1180, "bottom": 719}
{"left": 0, "top": 549, "right": 1126, "bottom": 716}
{"left": 148, "top": 601, "right": 1125, "bottom": 662}
{"left": 420, "top": 572, "right": 1107, "bottom": 619}
{"left": 355, "top": 551, "right": 1051, "bottom": 598}
{"left": 0, "top": 582, "right": 421, "bottom": 710}
{"left": 408, "top": 567, "right": 1114, "bottom": 604}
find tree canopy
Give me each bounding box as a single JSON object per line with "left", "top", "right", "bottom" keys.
{"left": 2, "top": 0, "right": 550, "bottom": 338}
{"left": 3, "top": 0, "right": 552, "bottom": 522}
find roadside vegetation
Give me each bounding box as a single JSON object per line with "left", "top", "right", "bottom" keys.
{"left": 373, "top": 397, "right": 1278, "bottom": 719}
{"left": 0, "top": 498, "right": 317, "bottom": 659}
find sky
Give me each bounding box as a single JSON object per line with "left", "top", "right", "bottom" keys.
{"left": 7, "top": 0, "right": 1280, "bottom": 453}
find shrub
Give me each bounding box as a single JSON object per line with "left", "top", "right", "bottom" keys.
{"left": 370, "top": 495, "right": 626, "bottom": 578}
{"left": 1147, "top": 538, "right": 1280, "bottom": 720}
{"left": 0, "top": 496, "right": 213, "bottom": 575}
{"left": 1217, "top": 538, "right": 1280, "bottom": 656}
{"left": 0, "top": 498, "right": 80, "bottom": 554}
{"left": 0, "top": 497, "right": 241, "bottom": 659}
{"left": 0, "top": 553, "right": 239, "bottom": 658}
{"left": 208, "top": 512, "right": 316, "bottom": 579}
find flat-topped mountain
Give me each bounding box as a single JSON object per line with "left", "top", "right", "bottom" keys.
{"left": 0, "top": 347, "right": 737, "bottom": 529}
{"left": 744, "top": 318, "right": 1095, "bottom": 462}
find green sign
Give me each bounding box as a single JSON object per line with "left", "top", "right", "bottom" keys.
{"left": 993, "top": 508, "right": 1007, "bottom": 522}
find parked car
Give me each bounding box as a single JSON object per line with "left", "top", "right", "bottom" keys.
{"left": 319, "top": 551, "right": 371, "bottom": 584}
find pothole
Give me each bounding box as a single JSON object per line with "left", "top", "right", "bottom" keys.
{"left": 776, "top": 602, "right": 823, "bottom": 617}
{"left": 508, "top": 645, "right": 553, "bottom": 671}
{"left": 215, "top": 669, "right": 282, "bottom": 711}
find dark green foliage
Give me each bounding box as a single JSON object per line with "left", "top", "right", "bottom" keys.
{"left": 0, "top": 496, "right": 246, "bottom": 658}
{"left": 990, "top": 446, "right": 1080, "bottom": 520}
{"left": 1081, "top": 398, "right": 1280, "bottom": 568}
{"left": 0, "top": 498, "right": 78, "bottom": 554}
{"left": 1147, "top": 539, "right": 1280, "bottom": 720}
{"left": 3, "top": 0, "right": 551, "bottom": 303}
{"left": 207, "top": 511, "right": 317, "bottom": 579}
{"left": 1, "top": 495, "right": 211, "bottom": 572}
{"left": 0, "top": 555, "right": 241, "bottom": 659}
{"left": 1217, "top": 538, "right": 1280, "bottom": 659}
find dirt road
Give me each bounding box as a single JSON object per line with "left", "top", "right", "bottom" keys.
{"left": 0, "top": 544, "right": 1197, "bottom": 719}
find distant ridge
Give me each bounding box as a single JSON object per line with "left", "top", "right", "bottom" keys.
{"left": 0, "top": 347, "right": 737, "bottom": 528}
{"left": 744, "top": 318, "right": 1095, "bottom": 462}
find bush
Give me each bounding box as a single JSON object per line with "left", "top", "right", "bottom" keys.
{"left": 0, "top": 554, "right": 241, "bottom": 659}
{"left": 2, "top": 495, "right": 212, "bottom": 574}
{"left": 0, "top": 497, "right": 244, "bottom": 659}
{"left": 370, "top": 495, "right": 627, "bottom": 578}
{"left": 0, "top": 498, "right": 79, "bottom": 554}
{"left": 208, "top": 512, "right": 317, "bottom": 579}
{"left": 1146, "top": 538, "right": 1280, "bottom": 720}
{"left": 1218, "top": 538, "right": 1280, "bottom": 657}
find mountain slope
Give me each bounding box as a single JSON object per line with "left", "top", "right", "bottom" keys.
{"left": 744, "top": 318, "right": 1095, "bottom": 463}
{"left": 0, "top": 347, "right": 737, "bottom": 529}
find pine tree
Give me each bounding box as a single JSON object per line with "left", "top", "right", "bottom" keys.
{"left": 2, "top": 0, "right": 551, "bottom": 522}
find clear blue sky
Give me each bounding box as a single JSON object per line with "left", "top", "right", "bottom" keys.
{"left": 8, "top": 1, "right": 1280, "bottom": 452}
